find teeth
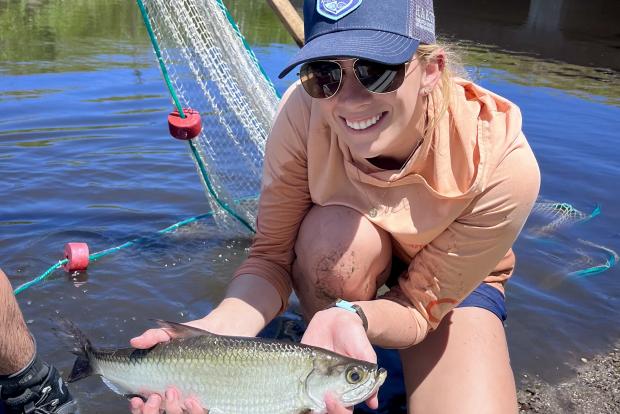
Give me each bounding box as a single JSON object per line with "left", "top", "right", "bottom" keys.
{"left": 346, "top": 113, "right": 382, "bottom": 131}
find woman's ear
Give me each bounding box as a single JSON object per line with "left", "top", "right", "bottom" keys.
{"left": 419, "top": 49, "right": 445, "bottom": 96}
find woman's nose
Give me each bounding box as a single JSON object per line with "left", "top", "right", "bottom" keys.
{"left": 336, "top": 70, "right": 371, "bottom": 104}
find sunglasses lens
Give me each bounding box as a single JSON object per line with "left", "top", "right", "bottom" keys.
{"left": 354, "top": 60, "right": 406, "bottom": 94}
{"left": 300, "top": 61, "right": 342, "bottom": 99}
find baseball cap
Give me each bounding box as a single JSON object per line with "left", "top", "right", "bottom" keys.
{"left": 278, "top": 0, "right": 436, "bottom": 78}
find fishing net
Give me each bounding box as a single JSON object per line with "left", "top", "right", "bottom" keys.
{"left": 137, "top": 1, "right": 616, "bottom": 280}
{"left": 138, "top": 0, "right": 280, "bottom": 235}
{"left": 529, "top": 201, "right": 600, "bottom": 235}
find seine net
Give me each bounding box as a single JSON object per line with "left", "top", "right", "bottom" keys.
{"left": 139, "top": 0, "right": 280, "bottom": 234}
{"left": 137, "top": 1, "right": 617, "bottom": 278}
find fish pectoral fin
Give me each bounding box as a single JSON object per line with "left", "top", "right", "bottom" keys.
{"left": 151, "top": 319, "right": 215, "bottom": 339}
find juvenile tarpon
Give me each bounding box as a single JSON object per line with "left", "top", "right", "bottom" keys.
{"left": 60, "top": 320, "right": 387, "bottom": 414}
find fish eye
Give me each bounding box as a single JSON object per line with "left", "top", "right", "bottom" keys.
{"left": 345, "top": 367, "right": 363, "bottom": 384}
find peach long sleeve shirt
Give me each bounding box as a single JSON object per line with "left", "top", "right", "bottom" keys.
{"left": 234, "top": 78, "right": 540, "bottom": 343}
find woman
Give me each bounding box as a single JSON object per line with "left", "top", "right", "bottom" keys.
{"left": 130, "top": 0, "right": 540, "bottom": 413}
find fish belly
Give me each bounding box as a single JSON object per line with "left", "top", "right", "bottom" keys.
{"left": 96, "top": 353, "right": 314, "bottom": 414}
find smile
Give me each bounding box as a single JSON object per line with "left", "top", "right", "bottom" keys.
{"left": 344, "top": 112, "right": 386, "bottom": 131}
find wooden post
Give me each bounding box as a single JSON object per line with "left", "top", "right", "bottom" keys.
{"left": 266, "top": 0, "right": 305, "bottom": 47}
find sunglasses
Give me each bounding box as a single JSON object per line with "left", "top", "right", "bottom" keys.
{"left": 299, "top": 58, "right": 409, "bottom": 99}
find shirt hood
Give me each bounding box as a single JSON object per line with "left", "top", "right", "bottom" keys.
{"left": 340, "top": 78, "right": 523, "bottom": 199}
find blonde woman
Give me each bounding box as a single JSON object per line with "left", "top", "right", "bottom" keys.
{"left": 131, "top": 0, "right": 540, "bottom": 412}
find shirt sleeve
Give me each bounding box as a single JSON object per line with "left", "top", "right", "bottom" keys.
{"left": 387, "top": 134, "right": 540, "bottom": 343}
{"left": 233, "top": 84, "right": 313, "bottom": 313}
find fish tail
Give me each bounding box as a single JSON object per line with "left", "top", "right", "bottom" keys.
{"left": 54, "top": 318, "right": 96, "bottom": 383}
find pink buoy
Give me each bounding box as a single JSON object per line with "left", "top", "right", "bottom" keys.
{"left": 168, "top": 108, "right": 202, "bottom": 140}
{"left": 63, "top": 242, "right": 89, "bottom": 272}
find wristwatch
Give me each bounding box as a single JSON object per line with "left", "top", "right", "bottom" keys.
{"left": 331, "top": 299, "right": 368, "bottom": 332}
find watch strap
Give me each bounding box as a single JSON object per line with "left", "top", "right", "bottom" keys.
{"left": 332, "top": 299, "right": 368, "bottom": 332}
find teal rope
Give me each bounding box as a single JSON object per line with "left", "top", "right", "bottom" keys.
{"left": 136, "top": 0, "right": 185, "bottom": 117}
{"left": 569, "top": 238, "right": 617, "bottom": 278}
{"left": 136, "top": 0, "right": 256, "bottom": 233}
{"left": 569, "top": 253, "right": 616, "bottom": 277}
{"left": 13, "top": 212, "right": 217, "bottom": 295}
{"left": 213, "top": 0, "right": 281, "bottom": 99}
{"left": 189, "top": 141, "right": 255, "bottom": 233}
{"left": 13, "top": 261, "right": 67, "bottom": 295}
{"left": 586, "top": 204, "right": 601, "bottom": 222}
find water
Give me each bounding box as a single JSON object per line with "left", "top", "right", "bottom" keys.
{"left": 0, "top": 0, "right": 619, "bottom": 412}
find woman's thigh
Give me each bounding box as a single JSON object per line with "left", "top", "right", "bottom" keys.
{"left": 400, "top": 307, "right": 518, "bottom": 414}
{"left": 292, "top": 204, "right": 392, "bottom": 318}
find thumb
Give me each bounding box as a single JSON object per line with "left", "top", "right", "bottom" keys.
{"left": 130, "top": 328, "right": 172, "bottom": 349}
{"left": 324, "top": 392, "right": 352, "bottom": 414}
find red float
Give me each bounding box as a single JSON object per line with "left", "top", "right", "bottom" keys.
{"left": 63, "top": 242, "right": 89, "bottom": 272}
{"left": 168, "top": 108, "right": 202, "bottom": 140}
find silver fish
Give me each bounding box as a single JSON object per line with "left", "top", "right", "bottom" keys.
{"left": 59, "top": 319, "right": 387, "bottom": 414}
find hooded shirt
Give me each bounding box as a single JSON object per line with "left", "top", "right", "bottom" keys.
{"left": 234, "top": 78, "right": 540, "bottom": 342}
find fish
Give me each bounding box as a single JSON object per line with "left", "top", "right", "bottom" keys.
{"left": 58, "top": 319, "right": 387, "bottom": 414}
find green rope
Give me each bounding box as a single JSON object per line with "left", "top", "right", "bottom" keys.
{"left": 136, "top": 0, "right": 185, "bottom": 118}
{"left": 569, "top": 239, "right": 618, "bottom": 278}
{"left": 13, "top": 212, "right": 218, "bottom": 295}
{"left": 136, "top": 0, "right": 256, "bottom": 233}
{"left": 189, "top": 141, "right": 255, "bottom": 233}
{"left": 13, "top": 261, "right": 67, "bottom": 295}
{"left": 570, "top": 258, "right": 615, "bottom": 277}
{"left": 213, "top": 0, "right": 282, "bottom": 99}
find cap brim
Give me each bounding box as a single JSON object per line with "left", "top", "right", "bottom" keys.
{"left": 278, "top": 30, "right": 419, "bottom": 79}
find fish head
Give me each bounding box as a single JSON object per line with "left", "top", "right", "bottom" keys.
{"left": 304, "top": 354, "right": 387, "bottom": 410}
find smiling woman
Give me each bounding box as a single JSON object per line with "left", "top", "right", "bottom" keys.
{"left": 130, "top": 1, "right": 540, "bottom": 413}
{"left": 1, "top": 0, "right": 619, "bottom": 412}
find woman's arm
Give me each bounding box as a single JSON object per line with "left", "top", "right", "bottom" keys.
{"left": 200, "top": 274, "right": 282, "bottom": 336}
{"left": 370, "top": 138, "right": 541, "bottom": 347}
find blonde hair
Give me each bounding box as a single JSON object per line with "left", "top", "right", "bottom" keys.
{"left": 415, "top": 42, "right": 466, "bottom": 141}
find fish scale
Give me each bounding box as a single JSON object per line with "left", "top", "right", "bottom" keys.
{"left": 60, "top": 320, "right": 387, "bottom": 414}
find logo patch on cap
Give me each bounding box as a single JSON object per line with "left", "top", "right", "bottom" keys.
{"left": 317, "top": 0, "right": 363, "bottom": 21}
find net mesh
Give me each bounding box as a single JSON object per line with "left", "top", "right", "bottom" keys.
{"left": 139, "top": 1, "right": 616, "bottom": 279}
{"left": 530, "top": 201, "right": 600, "bottom": 234}
{"left": 141, "top": 0, "right": 280, "bottom": 234}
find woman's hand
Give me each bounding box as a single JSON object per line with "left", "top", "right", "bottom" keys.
{"left": 129, "top": 389, "right": 204, "bottom": 414}
{"left": 126, "top": 274, "right": 281, "bottom": 413}
{"left": 128, "top": 318, "right": 213, "bottom": 413}
{"left": 301, "top": 307, "right": 379, "bottom": 413}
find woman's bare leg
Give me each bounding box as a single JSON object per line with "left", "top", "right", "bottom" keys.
{"left": 292, "top": 205, "right": 392, "bottom": 320}
{"left": 401, "top": 307, "right": 518, "bottom": 414}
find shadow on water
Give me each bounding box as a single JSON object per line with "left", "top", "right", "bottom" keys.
{"left": 0, "top": 0, "right": 619, "bottom": 413}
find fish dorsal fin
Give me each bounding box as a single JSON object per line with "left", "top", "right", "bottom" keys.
{"left": 151, "top": 319, "right": 215, "bottom": 339}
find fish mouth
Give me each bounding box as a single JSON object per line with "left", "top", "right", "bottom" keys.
{"left": 341, "top": 368, "right": 387, "bottom": 405}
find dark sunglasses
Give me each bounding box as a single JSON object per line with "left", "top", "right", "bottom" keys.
{"left": 299, "top": 58, "right": 409, "bottom": 99}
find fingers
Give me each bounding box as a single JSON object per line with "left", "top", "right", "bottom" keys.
{"left": 163, "top": 388, "right": 185, "bottom": 414}
{"left": 130, "top": 328, "right": 172, "bottom": 349}
{"left": 129, "top": 397, "right": 144, "bottom": 414}
{"left": 185, "top": 397, "right": 207, "bottom": 414}
{"left": 324, "top": 392, "right": 352, "bottom": 414}
{"left": 129, "top": 394, "right": 163, "bottom": 414}
{"left": 365, "top": 391, "right": 379, "bottom": 410}
{"left": 128, "top": 391, "right": 207, "bottom": 414}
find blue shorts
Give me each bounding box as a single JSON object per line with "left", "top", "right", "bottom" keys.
{"left": 388, "top": 259, "right": 507, "bottom": 322}
{"left": 456, "top": 283, "right": 507, "bottom": 321}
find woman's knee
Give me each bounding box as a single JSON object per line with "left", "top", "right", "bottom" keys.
{"left": 293, "top": 205, "right": 392, "bottom": 301}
